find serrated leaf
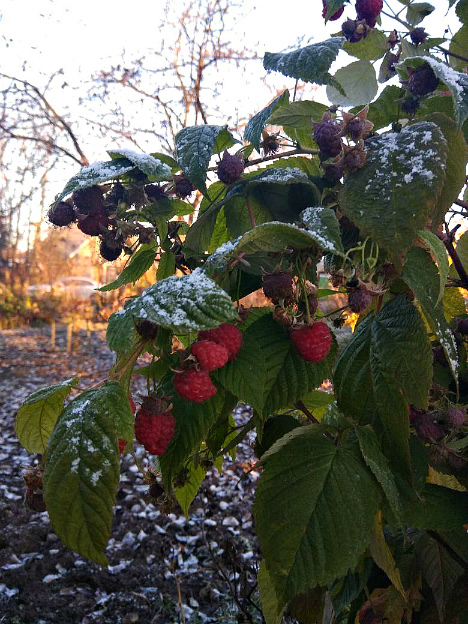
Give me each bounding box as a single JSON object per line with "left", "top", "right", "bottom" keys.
{"left": 443, "top": 287, "right": 466, "bottom": 321}
{"left": 353, "top": 85, "right": 401, "bottom": 131}
{"left": 107, "top": 149, "right": 172, "bottom": 180}
{"left": 397, "top": 57, "right": 468, "bottom": 128}
{"left": 149, "top": 151, "right": 179, "bottom": 171}
{"left": 43, "top": 382, "right": 134, "bottom": 565}
{"left": 449, "top": 25, "right": 468, "bottom": 71}
{"left": 343, "top": 28, "right": 388, "bottom": 61}
{"left": 159, "top": 383, "right": 224, "bottom": 487}
{"left": 175, "top": 125, "right": 228, "bottom": 192}
{"left": 417, "top": 229, "right": 449, "bottom": 305}
{"left": 258, "top": 560, "right": 285, "bottom": 624}
{"left": 16, "top": 378, "right": 78, "bottom": 454}
{"left": 214, "top": 314, "right": 336, "bottom": 417}
{"left": 355, "top": 426, "right": 402, "bottom": 519}
{"left": 417, "top": 533, "right": 465, "bottom": 621}
{"left": 457, "top": 0, "right": 468, "bottom": 23}
{"left": 300, "top": 206, "right": 344, "bottom": 255}
{"left": 327, "top": 60, "right": 378, "bottom": 107}
{"left": 254, "top": 428, "right": 381, "bottom": 608}
{"left": 99, "top": 244, "right": 157, "bottom": 292}
{"left": 334, "top": 296, "right": 433, "bottom": 476}
{"left": 213, "top": 127, "right": 240, "bottom": 154}
{"left": 244, "top": 90, "right": 289, "bottom": 150}
{"left": 406, "top": 2, "right": 435, "bottom": 25}
{"left": 421, "top": 113, "right": 468, "bottom": 227}
{"left": 402, "top": 246, "right": 459, "bottom": 381}
{"left": 368, "top": 512, "right": 405, "bottom": 597}
{"left": 340, "top": 122, "right": 448, "bottom": 259}
{"left": 288, "top": 587, "right": 326, "bottom": 624}
{"left": 173, "top": 462, "right": 206, "bottom": 517}
{"left": 263, "top": 38, "right": 345, "bottom": 89}
{"left": 324, "top": 0, "right": 346, "bottom": 20}
{"left": 156, "top": 251, "right": 175, "bottom": 281}
{"left": 53, "top": 158, "right": 136, "bottom": 206}
{"left": 268, "top": 100, "right": 328, "bottom": 129}
{"left": 402, "top": 484, "right": 468, "bottom": 530}
{"left": 106, "top": 269, "right": 237, "bottom": 353}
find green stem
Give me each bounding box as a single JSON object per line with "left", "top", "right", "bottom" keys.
{"left": 246, "top": 196, "right": 257, "bottom": 228}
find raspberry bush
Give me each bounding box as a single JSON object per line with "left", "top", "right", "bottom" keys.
{"left": 15, "top": 1, "right": 468, "bottom": 621}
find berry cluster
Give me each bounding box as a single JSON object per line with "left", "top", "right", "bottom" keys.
{"left": 290, "top": 322, "right": 333, "bottom": 363}
{"left": 338, "top": 0, "right": 383, "bottom": 43}
{"left": 172, "top": 323, "right": 243, "bottom": 402}
{"left": 134, "top": 396, "right": 176, "bottom": 456}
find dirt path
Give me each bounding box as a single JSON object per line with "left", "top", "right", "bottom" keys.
{"left": 0, "top": 328, "right": 263, "bottom": 624}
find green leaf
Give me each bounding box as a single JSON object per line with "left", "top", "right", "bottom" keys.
{"left": 397, "top": 57, "right": 468, "bottom": 128}
{"left": 99, "top": 244, "right": 157, "bottom": 292}
{"left": 175, "top": 125, "right": 228, "bottom": 192}
{"left": 355, "top": 426, "right": 402, "bottom": 519}
{"left": 268, "top": 100, "right": 328, "bottom": 128}
{"left": 402, "top": 246, "right": 459, "bottom": 381}
{"left": 343, "top": 28, "right": 388, "bottom": 61}
{"left": 16, "top": 378, "right": 78, "bottom": 454}
{"left": 254, "top": 427, "right": 381, "bottom": 608}
{"left": 214, "top": 314, "right": 336, "bottom": 417}
{"left": 213, "top": 127, "right": 240, "bottom": 154}
{"left": 368, "top": 512, "right": 405, "bottom": 597}
{"left": 149, "top": 152, "right": 179, "bottom": 171}
{"left": 421, "top": 113, "right": 468, "bottom": 227}
{"left": 106, "top": 269, "right": 237, "bottom": 353}
{"left": 457, "top": 0, "right": 468, "bottom": 23}
{"left": 416, "top": 533, "right": 465, "bottom": 622}
{"left": 402, "top": 484, "right": 468, "bottom": 530}
{"left": 107, "top": 149, "right": 172, "bottom": 181}
{"left": 334, "top": 296, "right": 433, "bottom": 476}
{"left": 52, "top": 158, "right": 136, "bottom": 206}
{"left": 173, "top": 462, "right": 206, "bottom": 517}
{"left": 340, "top": 122, "right": 448, "bottom": 259}
{"left": 288, "top": 587, "right": 326, "bottom": 624}
{"left": 327, "top": 60, "right": 378, "bottom": 107}
{"left": 406, "top": 2, "right": 435, "bottom": 25}
{"left": 357, "top": 85, "right": 401, "bottom": 131}
{"left": 417, "top": 229, "right": 449, "bottom": 305}
{"left": 450, "top": 231, "right": 468, "bottom": 280}
{"left": 244, "top": 90, "right": 289, "bottom": 150}
{"left": 324, "top": 0, "right": 346, "bottom": 20}
{"left": 443, "top": 287, "right": 466, "bottom": 322}
{"left": 449, "top": 26, "right": 468, "bottom": 71}
{"left": 300, "top": 206, "right": 345, "bottom": 255}
{"left": 263, "top": 38, "right": 345, "bottom": 88}
{"left": 258, "top": 560, "right": 285, "bottom": 624}
{"left": 156, "top": 251, "right": 176, "bottom": 281}
{"left": 255, "top": 415, "right": 302, "bottom": 459}
{"left": 43, "top": 382, "right": 134, "bottom": 565}
{"left": 159, "top": 384, "right": 224, "bottom": 488}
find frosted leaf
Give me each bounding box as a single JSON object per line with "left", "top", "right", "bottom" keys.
{"left": 107, "top": 149, "right": 172, "bottom": 180}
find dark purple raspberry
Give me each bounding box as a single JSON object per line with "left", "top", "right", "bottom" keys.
{"left": 347, "top": 117, "right": 367, "bottom": 141}
{"left": 262, "top": 271, "right": 294, "bottom": 302}
{"left": 342, "top": 18, "right": 367, "bottom": 43}
{"left": 407, "top": 64, "right": 439, "bottom": 97}
{"left": 100, "top": 239, "right": 122, "bottom": 261}
{"left": 136, "top": 319, "right": 159, "bottom": 341}
{"left": 314, "top": 116, "right": 343, "bottom": 159}
{"left": 72, "top": 185, "right": 104, "bottom": 214}
{"left": 446, "top": 406, "right": 466, "bottom": 429}
{"left": 410, "top": 28, "right": 428, "bottom": 46}
{"left": 48, "top": 201, "right": 76, "bottom": 227}
{"left": 413, "top": 413, "right": 444, "bottom": 442}
{"left": 173, "top": 175, "right": 195, "bottom": 198}
{"left": 322, "top": 0, "right": 345, "bottom": 20}
{"left": 448, "top": 453, "right": 467, "bottom": 471}
{"left": 77, "top": 210, "right": 109, "bottom": 236}
{"left": 456, "top": 318, "right": 468, "bottom": 336}
{"left": 216, "top": 151, "right": 244, "bottom": 185}
{"left": 348, "top": 287, "right": 372, "bottom": 313}
{"left": 401, "top": 96, "right": 420, "bottom": 115}
{"left": 356, "top": 0, "right": 383, "bottom": 24}
{"left": 107, "top": 182, "right": 127, "bottom": 206}
{"left": 145, "top": 184, "right": 167, "bottom": 201}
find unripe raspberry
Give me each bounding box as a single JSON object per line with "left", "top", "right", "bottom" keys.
{"left": 355, "top": 0, "right": 383, "bottom": 24}
{"left": 407, "top": 64, "right": 439, "bottom": 97}
{"left": 172, "top": 368, "right": 217, "bottom": 402}
{"left": 135, "top": 398, "right": 175, "bottom": 455}
{"left": 216, "top": 151, "right": 244, "bottom": 185}
{"left": 313, "top": 116, "right": 343, "bottom": 159}
{"left": 446, "top": 406, "right": 466, "bottom": 429}
{"left": 410, "top": 27, "right": 428, "bottom": 46}
{"left": 198, "top": 323, "right": 243, "bottom": 361}
{"left": 262, "top": 271, "right": 294, "bottom": 302}
{"left": 77, "top": 210, "right": 109, "bottom": 236}
{"left": 348, "top": 287, "right": 372, "bottom": 313}
{"left": 291, "top": 323, "right": 333, "bottom": 363}
{"left": 322, "top": 0, "right": 345, "bottom": 20}
{"left": 191, "top": 340, "right": 229, "bottom": 371}
{"left": 48, "top": 201, "right": 76, "bottom": 227}
{"left": 72, "top": 185, "right": 104, "bottom": 214}
{"left": 100, "top": 239, "right": 122, "bottom": 262}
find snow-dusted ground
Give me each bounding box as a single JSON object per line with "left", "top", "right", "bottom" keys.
{"left": 0, "top": 327, "right": 264, "bottom": 624}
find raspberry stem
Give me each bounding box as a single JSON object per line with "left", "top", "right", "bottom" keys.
{"left": 246, "top": 196, "right": 257, "bottom": 228}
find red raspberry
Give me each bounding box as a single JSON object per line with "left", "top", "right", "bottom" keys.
{"left": 198, "top": 323, "right": 243, "bottom": 362}
{"left": 135, "top": 399, "right": 175, "bottom": 455}
{"left": 355, "top": 0, "right": 383, "bottom": 25}
{"left": 172, "top": 368, "right": 217, "bottom": 402}
{"left": 322, "top": 0, "right": 345, "bottom": 20}
{"left": 118, "top": 396, "right": 137, "bottom": 454}
{"left": 291, "top": 323, "right": 333, "bottom": 362}
{"left": 191, "top": 340, "right": 229, "bottom": 371}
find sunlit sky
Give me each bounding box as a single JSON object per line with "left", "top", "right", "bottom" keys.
{"left": 0, "top": 0, "right": 462, "bottom": 239}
